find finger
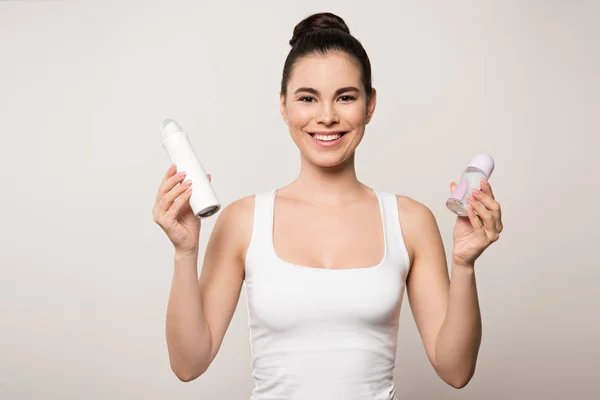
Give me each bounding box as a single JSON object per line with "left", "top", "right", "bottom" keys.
{"left": 160, "top": 163, "right": 177, "bottom": 188}
{"left": 157, "top": 170, "right": 187, "bottom": 201}
{"left": 468, "top": 196, "right": 497, "bottom": 236}
{"left": 165, "top": 163, "right": 176, "bottom": 178}
{"left": 160, "top": 179, "right": 192, "bottom": 214}
{"left": 476, "top": 183, "right": 503, "bottom": 233}
{"left": 480, "top": 179, "right": 495, "bottom": 200}
{"left": 466, "top": 198, "right": 484, "bottom": 233}
{"left": 472, "top": 189, "right": 502, "bottom": 232}
{"left": 207, "top": 173, "right": 212, "bottom": 182}
{"left": 166, "top": 184, "right": 193, "bottom": 219}
{"left": 450, "top": 182, "right": 456, "bottom": 193}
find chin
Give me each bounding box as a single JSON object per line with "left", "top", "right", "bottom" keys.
{"left": 305, "top": 151, "right": 353, "bottom": 169}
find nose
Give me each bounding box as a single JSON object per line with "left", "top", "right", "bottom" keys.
{"left": 316, "top": 103, "right": 339, "bottom": 126}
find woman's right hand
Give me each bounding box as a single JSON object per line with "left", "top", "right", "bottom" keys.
{"left": 152, "top": 164, "right": 212, "bottom": 254}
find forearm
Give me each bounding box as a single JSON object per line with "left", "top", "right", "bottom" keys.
{"left": 166, "top": 249, "right": 212, "bottom": 381}
{"left": 435, "top": 262, "right": 482, "bottom": 388}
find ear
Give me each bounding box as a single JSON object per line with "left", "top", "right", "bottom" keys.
{"left": 280, "top": 92, "right": 289, "bottom": 125}
{"left": 366, "top": 88, "right": 377, "bottom": 124}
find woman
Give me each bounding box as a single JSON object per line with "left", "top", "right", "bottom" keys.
{"left": 152, "top": 12, "right": 503, "bottom": 399}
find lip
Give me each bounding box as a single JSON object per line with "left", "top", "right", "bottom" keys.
{"left": 308, "top": 131, "right": 347, "bottom": 136}
{"left": 307, "top": 131, "right": 348, "bottom": 147}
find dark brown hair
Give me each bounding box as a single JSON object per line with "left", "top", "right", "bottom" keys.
{"left": 280, "top": 12, "right": 373, "bottom": 99}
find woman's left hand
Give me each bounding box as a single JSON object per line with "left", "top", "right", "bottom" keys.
{"left": 450, "top": 179, "right": 503, "bottom": 267}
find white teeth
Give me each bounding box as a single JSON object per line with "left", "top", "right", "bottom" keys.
{"left": 313, "top": 133, "right": 342, "bottom": 141}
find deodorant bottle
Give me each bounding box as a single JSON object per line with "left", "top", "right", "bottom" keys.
{"left": 446, "top": 154, "right": 495, "bottom": 217}
{"left": 161, "top": 118, "right": 220, "bottom": 219}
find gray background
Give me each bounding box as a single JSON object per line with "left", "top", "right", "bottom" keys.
{"left": 1, "top": 0, "right": 598, "bottom": 399}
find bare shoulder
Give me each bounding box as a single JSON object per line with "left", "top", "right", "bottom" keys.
{"left": 394, "top": 194, "right": 440, "bottom": 264}
{"left": 210, "top": 194, "right": 255, "bottom": 262}
{"left": 217, "top": 194, "right": 255, "bottom": 225}
{"left": 394, "top": 194, "right": 437, "bottom": 225}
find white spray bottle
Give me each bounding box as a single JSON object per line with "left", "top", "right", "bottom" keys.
{"left": 161, "top": 118, "right": 220, "bottom": 218}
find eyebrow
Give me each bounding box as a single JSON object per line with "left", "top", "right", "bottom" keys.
{"left": 294, "top": 86, "right": 360, "bottom": 96}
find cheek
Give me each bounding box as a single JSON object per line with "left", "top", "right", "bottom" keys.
{"left": 340, "top": 104, "right": 368, "bottom": 126}
{"left": 287, "top": 106, "right": 313, "bottom": 128}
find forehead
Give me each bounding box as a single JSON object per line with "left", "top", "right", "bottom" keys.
{"left": 288, "top": 52, "right": 362, "bottom": 91}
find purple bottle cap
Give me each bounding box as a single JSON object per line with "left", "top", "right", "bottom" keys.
{"left": 468, "top": 154, "right": 495, "bottom": 178}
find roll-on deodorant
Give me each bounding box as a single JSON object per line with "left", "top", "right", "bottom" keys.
{"left": 161, "top": 119, "right": 220, "bottom": 219}
{"left": 446, "top": 154, "right": 495, "bottom": 217}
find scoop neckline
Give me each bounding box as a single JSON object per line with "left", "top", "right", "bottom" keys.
{"left": 268, "top": 187, "right": 388, "bottom": 272}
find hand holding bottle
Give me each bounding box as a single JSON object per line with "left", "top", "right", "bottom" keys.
{"left": 160, "top": 119, "right": 220, "bottom": 219}
{"left": 448, "top": 177, "right": 503, "bottom": 267}
{"left": 152, "top": 163, "right": 212, "bottom": 254}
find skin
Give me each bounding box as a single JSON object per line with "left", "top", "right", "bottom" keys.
{"left": 153, "top": 51, "right": 503, "bottom": 388}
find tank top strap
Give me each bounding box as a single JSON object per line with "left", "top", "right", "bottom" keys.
{"left": 245, "top": 189, "right": 277, "bottom": 269}
{"left": 252, "top": 188, "right": 276, "bottom": 244}
{"left": 376, "top": 190, "right": 411, "bottom": 268}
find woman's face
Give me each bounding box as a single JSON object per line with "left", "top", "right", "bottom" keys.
{"left": 281, "top": 51, "right": 376, "bottom": 169}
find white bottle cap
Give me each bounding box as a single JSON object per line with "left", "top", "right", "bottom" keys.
{"left": 161, "top": 119, "right": 183, "bottom": 138}
{"left": 468, "top": 154, "right": 495, "bottom": 178}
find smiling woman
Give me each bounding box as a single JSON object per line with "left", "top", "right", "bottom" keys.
{"left": 280, "top": 51, "right": 376, "bottom": 168}
{"left": 154, "top": 10, "right": 503, "bottom": 400}
{"left": 279, "top": 13, "right": 376, "bottom": 168}
{"left": 294, "top": 86, "right": 357, "bottom": 145}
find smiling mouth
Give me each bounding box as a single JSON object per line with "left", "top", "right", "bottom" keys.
{"left": 308, "top": 132, "right": 348, "bottom": 142}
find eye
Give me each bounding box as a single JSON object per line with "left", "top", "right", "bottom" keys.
{"left": 299, "top": 96, "right": 315, "bottom": 103}
{"left": 338, "top": 95, "right": 356, "bottom": 102}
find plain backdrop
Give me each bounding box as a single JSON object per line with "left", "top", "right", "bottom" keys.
{"left": 1, "top": 1, "right": 598, "bottom": 399}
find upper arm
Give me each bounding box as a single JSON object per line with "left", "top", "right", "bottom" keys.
{"left": 398, "top": 196, "right": 450, "bottom": 369}
{"left": 198, "top": 195, "right": 254, "bottom": 364}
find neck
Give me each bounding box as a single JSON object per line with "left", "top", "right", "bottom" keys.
{"left": 284, "top": 152, "right": 369, "bottom": 206}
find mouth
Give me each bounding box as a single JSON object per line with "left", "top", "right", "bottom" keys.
{"left": 308, "top": 131, "right": 348, "bottom": 142}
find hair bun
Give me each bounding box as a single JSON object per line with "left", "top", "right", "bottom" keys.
{"left": 289, "top": 12, "right": 350, "bottom": 47}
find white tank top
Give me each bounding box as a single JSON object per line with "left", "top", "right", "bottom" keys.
{"left": 243, "top": 188, "right": 411, "bottom": 400}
